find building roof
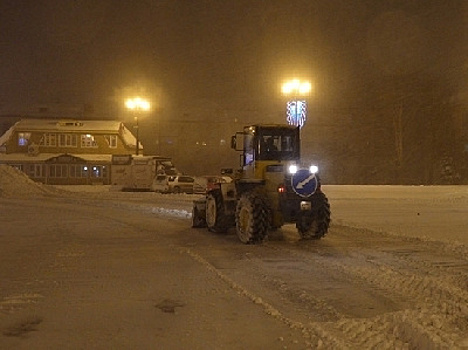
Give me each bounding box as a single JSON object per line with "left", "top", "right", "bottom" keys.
{"left": 0, "top": 153, "right": 113, "bottom": 163}
{"left": 0, "top": 118, "right": 139, "bottom": 149}
{"left": 14, "top": 118, "right": 122, "bottom": 132}
{"left": 0, "top": 122, "right": 16, "bottom": 147}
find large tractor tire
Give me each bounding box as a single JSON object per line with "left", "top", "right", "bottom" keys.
{"left": 235, "top": 191, "right": 269, "bottom": 244}
{"left": 296, "top": 191, "right": 331, "bottom": 240}
{"left": 191, "top": 204, "right": 206, "bottom": 228}
{"left": 206, "top": 190, "right": 229, "bottom": 233}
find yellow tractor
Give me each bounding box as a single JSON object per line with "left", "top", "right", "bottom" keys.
{"left": 192, "top": 124, "right": 330, "bottom": 244}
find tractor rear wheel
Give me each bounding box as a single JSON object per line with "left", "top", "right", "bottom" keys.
{"left": 206, "top": 190, "right": 228, "bottom": 233}
{"left": 296, "top": 191, "right": 331, "bottom": 240}
{"left": 235, "top": 191, "right": 268, "bottom": 244}
{"left": 191, "top": 205, "right": 206, "bottom": 228}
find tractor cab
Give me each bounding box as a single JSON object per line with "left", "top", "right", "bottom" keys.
{"left": 232, "top": 125, "right": 300, "bottom": 178}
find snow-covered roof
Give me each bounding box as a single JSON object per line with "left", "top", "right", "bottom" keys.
{"left": 0, "top": 153, "right": 113, "bottom": 163}
{"left": 14, "top": 118, "right": 122, "bottom": 132}
{"left": 0, "top": 121, "right": 19, "bottom": 146}
{"left": 120, "top": 124, "right": 140, "bottom": 149}
{"left": 0, "top": 118, "right": 138, "bottom": 149}
{"left": 67, "top": 154, "right": 113, "bottom": 162}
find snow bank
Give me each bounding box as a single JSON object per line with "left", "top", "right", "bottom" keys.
{"left": 0, "top": 165, "right": 56, "bottom": 197}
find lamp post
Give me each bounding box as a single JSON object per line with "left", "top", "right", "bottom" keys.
{"left": 281, "top": 79, "right": 311, "bottom": 128}
{"left": 125, "top": 97, "right": 151, "bottom": 155}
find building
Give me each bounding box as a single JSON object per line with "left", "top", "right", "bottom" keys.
{"left": 0, "top": 118, "right": 140, "bottom": 185}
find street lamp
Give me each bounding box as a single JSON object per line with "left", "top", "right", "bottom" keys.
{"left": 281, "top": 79, "right": 312, "bottom": 128}
{"left": 125, "top": 97, "right": 151, "bottom": 155}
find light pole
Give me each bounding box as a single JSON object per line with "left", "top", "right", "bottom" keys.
{"left": 281, "top": 79, "right": 311, "bottom": 128}
{"left": 125, "top": 97, "right": 151, "bottom": 155}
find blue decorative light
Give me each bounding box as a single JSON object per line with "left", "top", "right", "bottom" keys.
{"left": 286, "top": 100, "right": 307, "bottom": 128}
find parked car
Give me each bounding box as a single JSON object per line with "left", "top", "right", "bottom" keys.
{"left": 167, "top": 175, "right": 195, "bottom": 193}
{"left": 151, "top": 174, "right": 170, "bottom": 193}
{"left": 193, "top": 175, "right": 232, "bottom": 194}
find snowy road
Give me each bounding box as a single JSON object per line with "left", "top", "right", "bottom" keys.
{"left": 0, "top": 183, "right": 467, "bottom": 349}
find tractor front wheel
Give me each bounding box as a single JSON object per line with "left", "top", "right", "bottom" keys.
{"left": 296, "top": 191, "right": 331, "bottom": 240}
{"left": 235, "top": 192, "right": 269, "bottom": 244}
{"left": 206, "top": 190, "right": 228, "bottom": 233}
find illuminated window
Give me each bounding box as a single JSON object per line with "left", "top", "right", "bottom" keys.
{"left": 104, "top": 135, "right": 117, "bottom": 148}
{"left": 18, "top": 132, "right": 31, "bottom": 146}
{"left": 59, "top": 134, "right": 78, "bottom": 147}
{"left": 81, "top": 134, "right": 97, "bottom": 148}
{"left": 90, "top": 165, "right": 107, "bottom": 178}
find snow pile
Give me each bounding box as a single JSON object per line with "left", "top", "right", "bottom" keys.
{"left": 54, "top": 185, "right": 113, "bottom": 193}
{"left": 0, "top": 165, "right": 55, "bottom": 197}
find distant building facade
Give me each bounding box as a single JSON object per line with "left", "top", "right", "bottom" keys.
{"left": 0, "top": 118, "right": 140, "bottom": 185}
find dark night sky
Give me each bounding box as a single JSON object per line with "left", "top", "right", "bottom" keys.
{"left": 0, "top": 0, "right": 466, "bottom": 118}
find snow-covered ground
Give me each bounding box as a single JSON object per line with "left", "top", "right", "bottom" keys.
{"left": 2, "top": 164, "right": 466, "bottom": 244}
{"left": 1, "top": 165, "right": 467, "bottom": 349}
{"left": 323, "top": 184, "right": 468, "bottom": 246}
{"left": 1, "top": 164, "right": 467, "bottom": 265}
{"left": 50, "top": 173, "right": 468, "bottom": 247}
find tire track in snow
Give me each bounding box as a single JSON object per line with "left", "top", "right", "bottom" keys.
{"left": 328, "top": 225, "right": 468, "bottom": 312}
{"left": 332, "top": 223, "right": 468, "bottom": 262}
{"left": 324, "top": 226, "right": 468, "bottom": 303}
{"left": 263, "top": 240, "right": 468, "bottom": 348}
{"left": 180, "top": 247, "right": 350, "bottom": 349}
{"left": 180, "top": 227, "right": 467, "bottom": 348}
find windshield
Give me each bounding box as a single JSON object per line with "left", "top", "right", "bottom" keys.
{"left": 242, "top": 126, "right": 300, "bottom": 164}
{"left": 257, "top": 128, "right": 299, "bottom": 161}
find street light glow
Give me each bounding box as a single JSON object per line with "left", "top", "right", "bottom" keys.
{"left": 299, "top": 81, "right": 311, "bottom": 94}
{"left": 125, "top": 97, "right": 151, "bottom": 111}
{"left": 125, "top": 97, "right": 151, "bottom": 155}
{"left": 281, "top": 79, "right": 312, "bottom": 96}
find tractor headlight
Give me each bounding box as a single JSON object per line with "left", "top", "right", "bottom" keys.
{"left": 309, "top": 165, "right": 319, "bottom": 174}
{"left": 288, "top": 165, "right": 298, "bottom": 174}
